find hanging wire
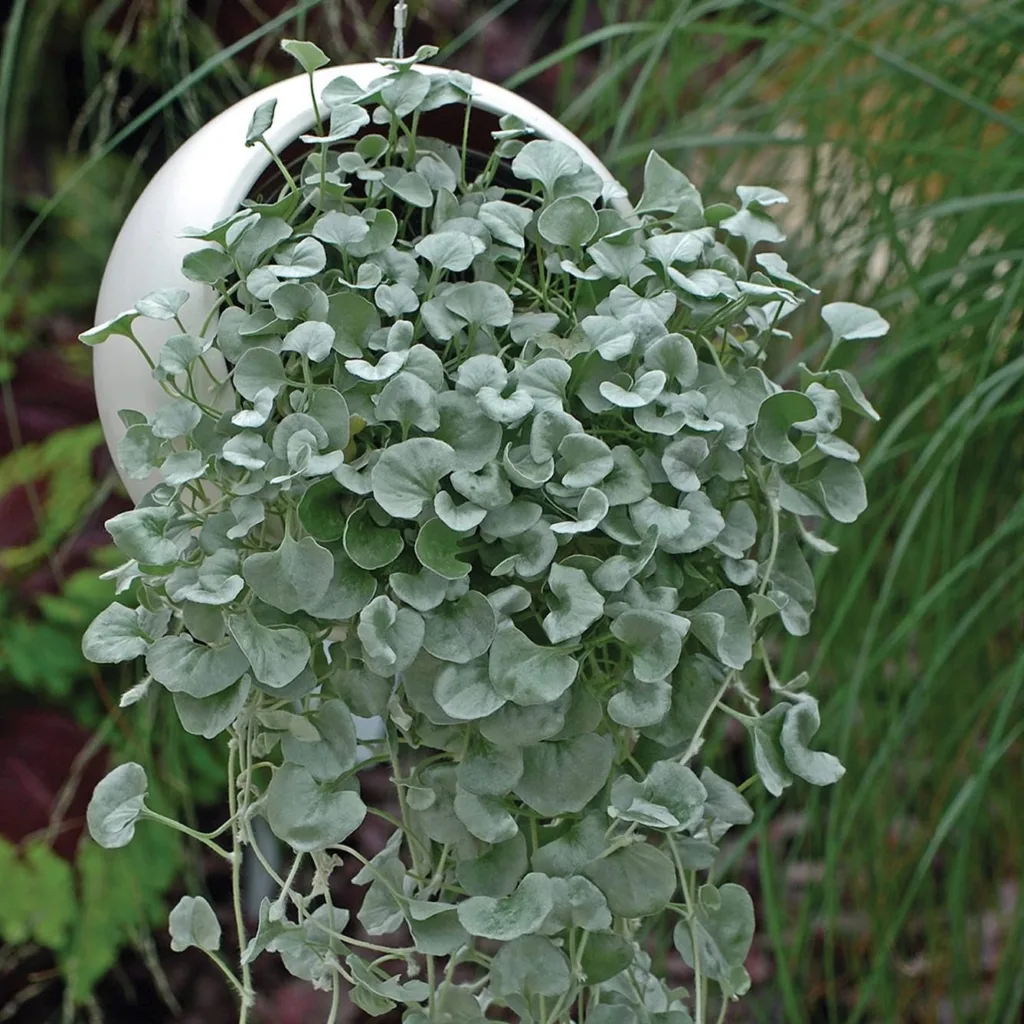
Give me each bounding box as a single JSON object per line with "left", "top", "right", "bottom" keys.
{"left": 393, "top": 0, "right": 408, "bottom": 59}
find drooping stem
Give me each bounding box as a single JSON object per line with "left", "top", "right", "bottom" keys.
{"left": 259, "top": 138, "right": 299, "bottom": 193}
{"left": 672, "top": 839, "right": 705, "bottom": 1024}
{"left": 325, "top": 973, "right": 341, "bottom": 1024}
{"left": 207, "top": 951, "right": 247, "bottom": 998}
{"left": 228, "top": 732, "right": 253, "bottom": 1022}
{"left": 387, "top": 722, "right": 427, "bottom": 881}
{"left": 140, "top": 808, "right": 232, "bottom": 862}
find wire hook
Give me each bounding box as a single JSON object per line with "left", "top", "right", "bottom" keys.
{"left": 393, "top": 1, "right": 408, "bottom": 60}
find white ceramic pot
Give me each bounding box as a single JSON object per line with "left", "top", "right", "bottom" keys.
{"left": 92, "top": 63, "right": 625, "bottom": 504}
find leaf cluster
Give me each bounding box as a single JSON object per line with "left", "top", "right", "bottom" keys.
{"left": 81, "top": 41, "right": 882, "bottom": 1022}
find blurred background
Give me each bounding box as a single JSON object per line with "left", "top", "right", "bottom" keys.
{"left": 0, "top": 1, "right": 1020, "bottom": 1022}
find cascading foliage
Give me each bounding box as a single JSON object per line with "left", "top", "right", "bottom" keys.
{"left": 80, "top": 40, "right": 886, "bottom": 1024}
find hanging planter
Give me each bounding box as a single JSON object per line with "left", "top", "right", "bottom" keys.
{"left": 91, "top": 57, "right": 628, "bottom": 504}
{"left": 80, "top": 38, "right": 884, "bottom": 1024}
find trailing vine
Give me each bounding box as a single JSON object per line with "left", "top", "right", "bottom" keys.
{"left": 81, "top": 41, "right": 884, "bottom": 1024}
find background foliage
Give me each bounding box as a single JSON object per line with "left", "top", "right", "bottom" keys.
{"left": 0, "top": 1, "right": 1020, "bottom": 1022}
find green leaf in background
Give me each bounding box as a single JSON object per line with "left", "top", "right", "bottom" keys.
{"left": 580, "top": 930, "right": 635, "bottom": 985}
{"left": 344, "top": 504, "right": 404, "bottom": 571}
{"left": 298, "top": 477, "right": 347, "bottom": 542}
{"left": 0, "top": 839, "right": 75, "bottom": 948}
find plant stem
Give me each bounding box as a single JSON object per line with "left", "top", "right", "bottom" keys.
{"left": 426, "top": 956, "right": 437, "bottom": 1016}
{"left": 228, "top": 733, "right": 253, "bottom": 1022}
{"left": 140, "top": 808, "right": 232, "bottom": 862}
{"left": 207, "top": 951, "right": 247, "bottom": 998}
{"left": 325, "top": 974, "right": 341, "bottom": 1024}
{"left": 678, "top": 671, "right": 736, "bottom": 766}
{"left": 671, "top": 840, "right": 705, "bottom": 1024}
{"left": 259, "top": 138, "right": 299, "bottom": 193}
{"left": 276, "top": 851, "right": 304, "bottom": 907}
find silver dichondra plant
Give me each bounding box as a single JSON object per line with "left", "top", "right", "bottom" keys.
{"left": 81, "top": 41, "right": 885, "bottom": 1024}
